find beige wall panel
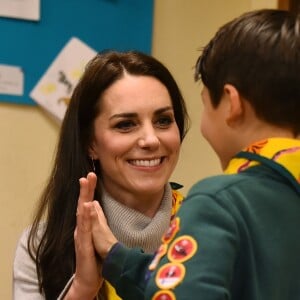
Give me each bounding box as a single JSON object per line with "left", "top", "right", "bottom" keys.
{"left": 152, "top": 0, "right": 252, "bottom": 193}
{"left": 0, "top": 104, "right": 59, "bottom": 298}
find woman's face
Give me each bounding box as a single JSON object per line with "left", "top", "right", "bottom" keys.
{"left": 91, "top": 74, "right": 181, "bottom": 202}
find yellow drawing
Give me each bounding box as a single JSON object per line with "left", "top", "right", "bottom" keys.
{"left": 57, "top": 97, "right": 71, "bottom": 106}
{"left": 40, "top": 83, "right": 57, "bottom": 94}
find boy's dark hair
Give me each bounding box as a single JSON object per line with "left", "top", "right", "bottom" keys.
{"left": 195, "top": 9, "right": 300, "bottom": 135}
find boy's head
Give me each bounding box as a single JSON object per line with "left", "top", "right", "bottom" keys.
{"left": 195, "top": 9, "right": 300, "bottom": 136}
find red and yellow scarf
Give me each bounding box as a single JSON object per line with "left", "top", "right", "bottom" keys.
{"left": 225, "top": 138, "right": 300, "bottom": 188}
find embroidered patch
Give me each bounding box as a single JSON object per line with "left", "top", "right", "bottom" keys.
{"left": 167, "top": 235, "right": 197, "bottom": 263}
{"left": 152, "top": 289, "right": 176, "bottom": 300}
{"left": 149, "top": 243, "right": 168, "bottom": 271}
{"left": 162, "top": 217, "right": 180, "bottom": 244}
{"left": 155, "top": 262, "right": 185, "bottom": 289}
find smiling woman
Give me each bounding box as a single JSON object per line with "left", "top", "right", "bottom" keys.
{"left": 12, "top": 50, "right": 189, "bottom": 300}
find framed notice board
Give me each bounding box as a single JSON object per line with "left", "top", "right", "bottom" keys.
{"left": 0, "top": 0, "right": 154, "bottom": 105}
{"left": 278, "top": 0, "right": 300, "bottom": 12}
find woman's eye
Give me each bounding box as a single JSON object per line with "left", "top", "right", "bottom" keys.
{"left": 115, "top": 120, "right": 136, "bottom": 131}
{"left": 156, "top": 116, "right": 173, "bottom": 127}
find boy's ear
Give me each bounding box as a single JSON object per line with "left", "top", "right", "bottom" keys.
{"left": 223, "top": 84, "right": 244, "bottom": 127}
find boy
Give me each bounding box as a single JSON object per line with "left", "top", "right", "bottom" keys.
{"left": 86, "top": 9, "right": 300, "bottom": 300}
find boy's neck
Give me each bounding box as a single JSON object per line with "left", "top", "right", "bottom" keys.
{"left": 237, "top": 112, "right": 298, "bottom": 148}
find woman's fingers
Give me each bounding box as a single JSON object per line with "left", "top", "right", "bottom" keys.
{"left": 77, "top": 172, "right": 97, "bottom": 230}
{"left": 76, "top": 172, "right": 99, "bottom": 243}
{"left": 87, "top": 172, "right": 97, "bottom": 199}
{"left": 78, "top": 172, "right": 97, "bottom": 207}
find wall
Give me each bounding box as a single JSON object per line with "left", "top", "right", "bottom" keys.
{"left": 0, "top": 0, "right": 276, "bottom": 298}
{"left": 153, "top": 0, "right": 252, "bottom": 190}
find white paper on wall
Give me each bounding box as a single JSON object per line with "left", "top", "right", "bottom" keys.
{"left": 0, "top": 0, "right": 40, "bottom": 21}
{"left": 30, "top": 37, "right": 97, "bottom": 121}
{"left": 0, "top": 64, "right": 24, "bottom": 96}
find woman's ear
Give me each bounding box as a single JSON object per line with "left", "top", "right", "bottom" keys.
{"left": 88, "top": 143, "right": 98, "bottom": 160}
{"left": 224, "top": 84, "right": 244, "bottom": 127}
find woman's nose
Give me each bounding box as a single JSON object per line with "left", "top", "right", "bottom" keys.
{"left": 137, "top": 125, "right": 160, "bottom": 149}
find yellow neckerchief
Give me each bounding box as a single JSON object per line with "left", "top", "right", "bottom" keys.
{"left": 224, "top": 138, "right": 300, "bottom": 187}
{"left": 102, "top": 187, "right": 184, "bottom": 300}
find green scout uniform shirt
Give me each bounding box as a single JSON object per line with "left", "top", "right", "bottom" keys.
{"left": 103, "top": 138, "right": 300, "bottom": 300}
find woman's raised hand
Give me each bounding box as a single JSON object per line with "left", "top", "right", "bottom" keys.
{"left": 65, "top": 172, "right": 103, "bottom": 299}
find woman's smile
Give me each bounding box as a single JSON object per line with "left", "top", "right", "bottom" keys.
{"left": 128, "top": 158, "right": 163, "bottom": 167}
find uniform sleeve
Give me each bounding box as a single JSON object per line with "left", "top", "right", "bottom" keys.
{"left": 102, "top": 243, "right": 154, "bottom": 300}
{"left": 145, "top": 191, "right": 240, "bottom": 300}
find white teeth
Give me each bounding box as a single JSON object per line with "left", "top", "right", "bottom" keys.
{"left": 130, "top": 158, "right": 161, "bottom": 167}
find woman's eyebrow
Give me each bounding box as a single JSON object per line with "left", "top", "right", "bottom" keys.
{"left": 109, "top": 112, "right": 137, "bottom": 120}
{"left": 109, "top": 106, "right": 173, "bottom": 120}
{"left": 154, "top": 106, "right": 173, "bottom": 115}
